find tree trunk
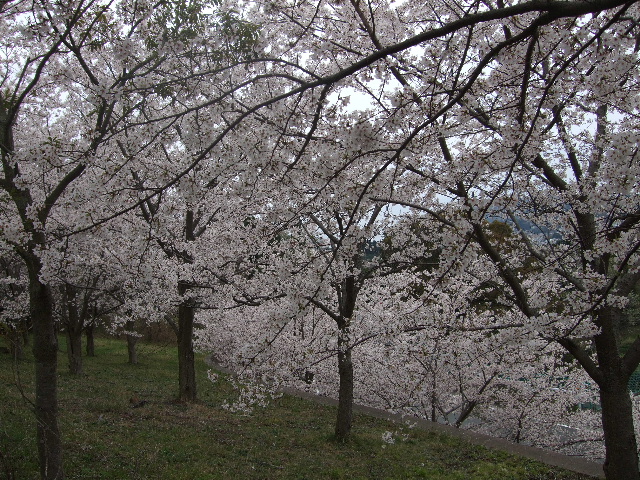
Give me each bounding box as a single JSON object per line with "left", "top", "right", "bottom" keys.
{"left": 65, "top": 329, "right": 82, "bottom": 375}
{"left": 335, "top": 275, "right": 358, "bottom": 442}
{"left": 61, "top": 284, "right": 83, "bottom": 375}
{"left": 125, "top": 320, "right": 138, "bottom": 365}
{"left": 0, "top": 445, "right": 15, "bottom": 480}
{"left": 335, "top": 345, "right": 354, "bottom": 441}
{"left": 85, "top": 323, "right": 95, "bottom": 357}
{"left": 176, "top": 210, "right": 197, "bottom": 402}
{"left": 22, "top": 318, "right": 30, "bottom": 346}
{"left": 594, "top": 306, "right": 640, "bottom": 480}
{"left": 177, "top": 279, "right": 196, "bottom": 402}
{"left": 431, "top": 383, "right": 437, "bottom": 422}
{"left": 7, "top": 325, "right": 25, "bottom": 361}
{"left": 30, "top": 276, "right": 64, "bottom": 480}
{"left": 600, "top": 379, "right": 639, "bottom": 480}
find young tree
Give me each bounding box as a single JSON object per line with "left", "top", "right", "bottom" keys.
{"left": 56, "top": 263, "right": 122, "bottom": 375}
{"left": 202, "top": 183, "right": 435, "bottom": 440}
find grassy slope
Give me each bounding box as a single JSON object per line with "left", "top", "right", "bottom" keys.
{"left": 0, "top": 337, "right": 593, "bottom": 480}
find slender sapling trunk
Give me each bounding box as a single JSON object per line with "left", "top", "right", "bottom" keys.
{"left": 125, "top": 320, "right": 138, "bottom": 365}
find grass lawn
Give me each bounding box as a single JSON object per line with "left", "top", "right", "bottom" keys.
{"left": 1, "top": 337, "right": 595, "bottom": 479}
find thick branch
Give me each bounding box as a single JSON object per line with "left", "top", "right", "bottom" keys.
{"left": 557, "top": 337, "right": 605, "bottom": 386}
{"left": 470, "top": 222, "right": 535, "bottom": 317}
{"left": 38, "top": 163, "right": 86, "bottom": 225}
{"left": 304, "top": 295, "right": 341, "bottom": 324}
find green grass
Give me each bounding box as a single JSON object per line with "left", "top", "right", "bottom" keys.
{"left": 1, "top": 337, "right": 594, "bottom": 479}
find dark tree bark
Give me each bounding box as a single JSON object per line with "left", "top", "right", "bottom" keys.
{"left": 65, "top": 330, "right": 82, "bottom": 375}
{"left": 0, "top": 446, "right": 15, "bottom": 480}
{"left": 176, "top": 210, "right": 198, "bottom": 402}
{"left": 22, "top": 318, "right": 30, "bottom": 346}
{"left": 62, "top": 286, "right": 83, "bottom": 375}
{"left": 7, "top": 324, "right": 25, "bottom": 361}
{"left": 29, "top": 272, "right": 63, "bottom": 480}
{"left": 61, "top": 284, "right": 88, "bottom": 375}
{"left": 599, "top": 377, "right": 638, "bottom": 480}
{"left": 594, "top": 306, "right": 639, "bottom": 480}
{"left": 335, "top": 343, "right": 354, "bottom": 441}
{"left": 334, "top": 274, "right": 358, "bottom": 441}
{"left": 177, "top": 282, "right": 197, "bottom": 402}
{"left": 125, "top": 320, "right": 138, "bottom": 365}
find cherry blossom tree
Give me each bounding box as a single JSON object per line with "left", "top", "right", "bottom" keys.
{"left": 227, "top": 1, "right": 638, "bottom": 477}
{"left": 361, "top": 10, "right": 640, "bottom": 478}
{"left": 0, "top": 2, "right": 126, "bottom": 473}
{"left": 200, "top": 180, "right": 440, "bottom": 440}
{"left": 121, "top": 3, "right": 261, "bottom": 402}
{"left": 132, "top": 170, "right": 264, "bottom": 400}
{"left": 2, "top": 0, "right": 637, "bottom": 478}
{"left": 354, "top": 266, "right": 605, "bottom": 457}
{"left": 288, "top": 204, "right": 392, "bottom": 441}
{"left": 0, "top": 0, "right": 261, "bottom": 476}
{"left": 52, "top": 233, "right": 125, "bottom": 375}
